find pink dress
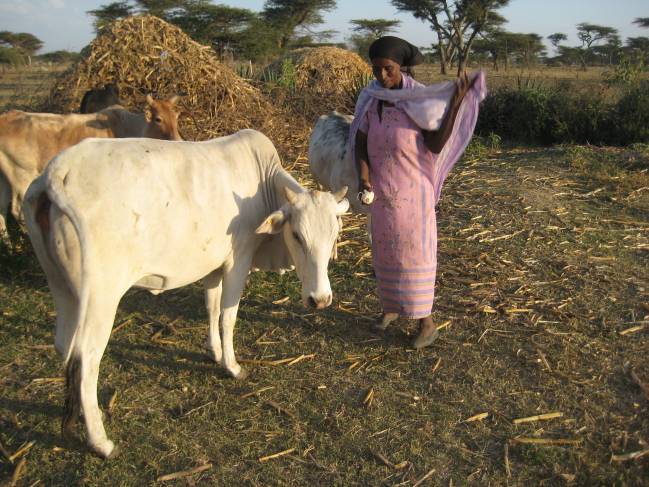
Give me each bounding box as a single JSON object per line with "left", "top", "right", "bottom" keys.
{"left": 357, "top": 75, "right": 484, "bottom": 319}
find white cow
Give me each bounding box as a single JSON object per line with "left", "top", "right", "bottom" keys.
{"left": 23, "top": 129, "right": 348, "bottom": 458}
{"left": 309, "top": 111, "right": 366, "bottom": 215}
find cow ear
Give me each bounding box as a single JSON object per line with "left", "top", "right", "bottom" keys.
{"left": 336, "top": 198, "right": 349, "bottom": 216}
{"left": 255, "top": 210, "right": 288, "bottom": 234}
{"left": 168, "top": 95, "right": 179, "bottom": 105}
{"left": 144, "top": 107, "right": 152, "bottom": 122}
{"left": 333, "top": 186, "right": 348, "bottom": 202}
{"left": 284, "top": 187, "right": 298, "bottom": 205}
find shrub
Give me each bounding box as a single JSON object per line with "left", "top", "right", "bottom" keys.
{"left": 476, "top": 83, "right": 649, "bottom": 147}
{"left": 613, "top": 81, "right": 649, "bottom": 145}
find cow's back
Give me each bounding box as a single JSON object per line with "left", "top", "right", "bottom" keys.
{"left": 43, "top": 131, "right": 278, "bottom": 287}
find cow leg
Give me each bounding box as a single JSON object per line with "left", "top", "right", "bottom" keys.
{"left": 0, "top": 172, "right": 10, "bottom": 244}
{"left": 220, "top": 259, "right": 252, "bottom": 380}
{"left": 203, "top": 268, "right": 223, "bottom": 364}
{"left": 70, "top": 295, "right": 120, "bottom": 459}
{"left": 366, "top": 214, "right": 372, "bottom": 245}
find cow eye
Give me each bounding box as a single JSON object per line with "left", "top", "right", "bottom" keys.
{"left": 155, "top": 116, "right": 163, "bottom": 123}
{"left": 292, "top": 232, "right": 302, "bottom": 246}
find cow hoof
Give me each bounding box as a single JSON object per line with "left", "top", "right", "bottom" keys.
{"left": 91, "top": 440, "right": 116, "bottom": 459}
{"left": 229, "top": 366, "right": 248, "bottom": 380}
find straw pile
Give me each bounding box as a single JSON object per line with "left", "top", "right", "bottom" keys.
{"left": 265, "top": 47, "right": 371, "bottom": 96}
{"left": 44, "top": 15, "right": 302, "bottom": 147}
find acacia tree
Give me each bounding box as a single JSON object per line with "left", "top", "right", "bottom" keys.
{"left": 0, "top": 31, "right": 43, "bottom": 64}
{"left": 626, "top": 36, "right": 649, "bottom": 64}
{"left": 547, "top": 32, "right": 567, "bottom": 53}
{"left": 87, "top": 1, "right": 135, "bottom": 33}
{"left": 392, "top": 0, "right": 509, "bottom": 76}
{"left": 262, "top": 0, "right": 336, "bottom": 49}
{"left": 576, "top": 22, "right": 618, "bottom": 69}
{"left": 349, "top": 18, "right": 401, "bottom": 55}
{"left": 166, "top": 1, "right": 254, "bottom": 56}
{"left": 473, "top": 30, "right": 544, "bottom": 70}
{"left": 633, "top": 17, "right": 649, "bottom": 28}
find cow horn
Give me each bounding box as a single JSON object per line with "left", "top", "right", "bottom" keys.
{"left": 145, "top": 94, "right": 154, "bottom": 106}
{"left": 333, "top": 186, "right": 348, "bottom": 203}
{"left": 284, "top": 187, "right": 298, "bottom": 205}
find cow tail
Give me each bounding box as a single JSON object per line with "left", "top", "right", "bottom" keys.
{"left": 62, "top": 355, "right": 82, "bottom": 437}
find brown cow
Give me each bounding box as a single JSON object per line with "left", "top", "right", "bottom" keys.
{"left": 0, "top": 95, "right": 182, "bottom": 240}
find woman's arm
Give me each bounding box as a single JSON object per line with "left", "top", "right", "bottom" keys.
{"left": 422, "top": 73, "right": 476, "bottom": 154}
{"left": 355, "top": 129, "right": 372, "bottom": 193}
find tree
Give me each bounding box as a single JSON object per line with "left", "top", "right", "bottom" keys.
{"left": 547, "top": 32, "right": 567, "bottom": 52}
{"left": 87, "top": 1, "right": 135, "bottom": 33}
{"left": 133, "top": 0, "right": 185, "bottom": 18}
{"left": 392, "top": 0, "right": 509, "bottom": 76}
{"left": 593, "top": 34, "right": 621, "bottom": 65}
{"left": 626, "top": 36, "right": 649, "bottom": 63}
{"left": 0, "top": 31, "right": 43, "bottom": 65}
{"left": 349, "top": 18, "right": 401, "bottom": 56}
{"left": 350, "top": 19, "right": 401, "bottom": 38}
{"left": 555, "top": 45, "right": 581, "bottom": 66}
{"left": 262, "top": 0, "right": 337, "bottom": 50}
{"left": 0, "top": 31, "right": 43, "bottom": 55}
{"left": 633, "top": 17, "right": 649, "bottom": 28}
{"left": 166, "top": 1, "right": 254, "bottom": 57}
{"left": 576, "top": 22, "right": 618, "bottom": 69}
{"left": 512, "top": 33, "right": 545, "bottom": 66}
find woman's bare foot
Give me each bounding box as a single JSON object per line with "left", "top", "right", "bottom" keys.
{"left": 371, "top": 312, "right": 399, "bottom": 333}
{"left": 412, "top": 316, "right": 439, "bottom": 349}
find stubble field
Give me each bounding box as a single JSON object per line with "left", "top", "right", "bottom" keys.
{"left": 0, "top": 64, "right": 648, "bottom": 486}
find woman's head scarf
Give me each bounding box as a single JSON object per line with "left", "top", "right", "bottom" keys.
{"left": 368, "top": 36, "right": 424, "bottom": 67}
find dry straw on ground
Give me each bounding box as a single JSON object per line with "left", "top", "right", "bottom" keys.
{"left": 42, "top": 15, "right": 304, "bottom": 148}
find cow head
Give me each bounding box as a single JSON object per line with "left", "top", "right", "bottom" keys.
{"left": 256, "top": 186, "right": 349, "bottom": 309}
{"left": 144, "top": 94, "right": 182, "bottom": 141}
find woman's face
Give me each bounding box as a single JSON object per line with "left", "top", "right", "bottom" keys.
{"left": 371, "top": 57, "right": 402, "bottom": 89}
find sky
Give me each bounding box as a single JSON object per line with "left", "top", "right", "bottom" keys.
{"left": 0, "top": 0, "right": 647, "bottom": 54}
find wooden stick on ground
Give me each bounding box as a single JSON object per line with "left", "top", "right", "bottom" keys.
{"left": 611, "top": 448, "right": 649, "bottom": 462}
{"left": 513, "top": 412, "right": 563, "bottom": 424}
{"left": 504, "top": 442, "right": 511, "bottom": 478}
{"left": 157, "top": 463, "right": 212, "bottom": 482}
{"left": 510, "top": 437, "right": 580, "bottom": 446}
{"left": 259, "top": 448, "right": 295, "bottom": 462}
{"left": 412, "top": 467, "right": 436, "bottom": 487}
{"left": 10, "top": 457, "right": 27, "bottom": 487}
{"left": 629, "top": 368, "right": 649, "bottom": 401}
{"left": 9, "top": 441, "right": 35, "bottom": 462}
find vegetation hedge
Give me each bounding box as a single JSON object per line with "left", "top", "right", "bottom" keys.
{"left": 476, "top": 81, "right": 649, "bottom": 146}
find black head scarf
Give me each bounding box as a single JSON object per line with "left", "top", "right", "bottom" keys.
{"left": 368, "top": 36, "right": 424, "bottom": 67}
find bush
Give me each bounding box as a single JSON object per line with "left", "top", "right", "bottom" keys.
{"left": 613, "top": 81, "right": 649, "bottom": 145}
{"left": 476, "top": 83, "right": 649, "bottom": 146}
{"left": 0, "top": 46, "right": 25, "bottom": 66}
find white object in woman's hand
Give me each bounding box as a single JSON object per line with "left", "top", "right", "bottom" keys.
{"left": 358, "top": 189, "right": 375, "bottom": 205}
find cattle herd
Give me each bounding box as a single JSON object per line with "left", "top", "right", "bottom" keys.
{"left": 0, "top": 84, "right": 355, "bottom": 458}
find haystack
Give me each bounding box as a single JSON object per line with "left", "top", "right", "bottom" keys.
{"left": 44, "top": 15, "right": 299, "bottom": 145}
{"left": 266, "top": 47, "right": 371, "bottom": 96}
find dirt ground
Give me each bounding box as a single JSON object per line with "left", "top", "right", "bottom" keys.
{"left": 1, "top": 65, "right": 648, "bottom": 486}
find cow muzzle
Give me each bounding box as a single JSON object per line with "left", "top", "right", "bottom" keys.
{"left": 307, "top": 293, "right": 332, "bottom": 310}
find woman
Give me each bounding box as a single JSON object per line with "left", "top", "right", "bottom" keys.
{"left": 351, "top": 36, "right": 486, "bottom": 348}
